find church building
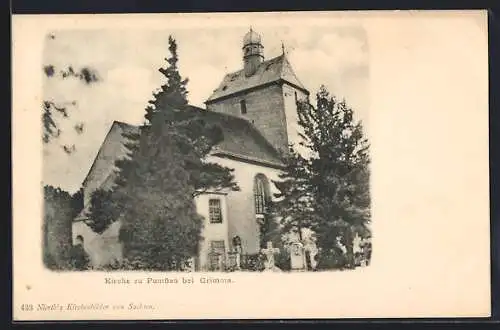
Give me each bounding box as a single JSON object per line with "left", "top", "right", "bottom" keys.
{"left": 72, "top": 29, "right": 310, "bottom": 271}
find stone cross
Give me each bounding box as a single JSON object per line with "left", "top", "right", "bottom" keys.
{"left": 261, "top": 241, "right": 280, "bottom": 270}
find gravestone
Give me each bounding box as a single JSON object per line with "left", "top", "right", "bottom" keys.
{"left": 227, "top": 249, "right": 241, "bottom": 270}
{"left": 290, "top": 242, "right": 307, "bottom": 271}
{"left": 261, "top": 241, "right": 281, "bottom": 272}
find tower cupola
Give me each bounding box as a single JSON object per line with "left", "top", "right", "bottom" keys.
{"left": 242, "top": 28, "right": 264, "bottom": 77}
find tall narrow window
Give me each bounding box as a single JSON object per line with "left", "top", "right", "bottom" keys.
{"left": 209, "top": 199, "right": 222, "bottom": 223}
{"left": 254, "top": 174, "right": 269, "bottom": 215}
{"left": 240, "top": 100, "right": 247, "bottom": 114}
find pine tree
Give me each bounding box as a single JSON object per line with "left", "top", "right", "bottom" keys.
{"left": 107, "top": 36, "right": 239, "bottom": 270}
{"left": 144, "top": 36, "right": 188, "bottom": 124}
{"left": 114, "top": 122, "right": 204, "bottom": 270}
{"left": 143, "top": 36, "right": 239, "bottom": 195}
{"left": 273, "top": 85, "right": 371, "bottom": 270}
{"left": 272, "top": 147, "right": 316, "bottom": 242}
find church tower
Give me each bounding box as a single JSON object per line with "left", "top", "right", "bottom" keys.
{"left": 205, "top": 29, "right": 310, "bottom": 156}
{"left": 243, "top": 28, "right": 264, "bottom": 77}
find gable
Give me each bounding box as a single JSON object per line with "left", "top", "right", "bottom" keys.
{"left": 80, "top": 121, "right": 138, "bottom": 206}
{"left": 206, "top": 55, "right": 308, "bottom": 103}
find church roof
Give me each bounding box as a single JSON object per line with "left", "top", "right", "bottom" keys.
{"left": 81, "top": 105, "right": 285, "bottom": 191}
{"left": 75, "top": 106, "right": 284, "bottom": 221}
{"left": 206, "top": 54, "right": 308, "bottom": 103}
{"left": 184, "top": 106, "right": 285, "bottom": 166}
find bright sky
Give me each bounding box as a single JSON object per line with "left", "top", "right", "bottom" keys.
{"left": 42, "top": 25, "right": 369, "bottom": 193}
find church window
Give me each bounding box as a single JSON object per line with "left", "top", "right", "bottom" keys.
{"left": 210, "top": 240, "right": 226, "bottom": 253}
{"left": 240, "top": 100, "right": 247, "bottom": 114}
{"left": 254, "top": 174, "right": 270, "bottom": 215}
{"left": 209, "top": 199, "right": 222, "bottom": 223}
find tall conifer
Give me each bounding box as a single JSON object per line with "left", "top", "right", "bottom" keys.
{"left": 273, "top": 86, "right": 371, "bottom": 269}
{"left": 107, "top": 36, "right": 238, "bottom": 270}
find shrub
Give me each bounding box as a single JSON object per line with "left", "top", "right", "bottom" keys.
{"left": 315, "top": 248, "right": 349, "bottom": 270}
{"left": 240, "top": 253, "right": 265, "bottom": 271}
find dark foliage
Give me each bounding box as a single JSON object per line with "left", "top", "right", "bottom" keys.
{"left": 42, "top": 185, "right": 80, "bottom": 270}
{"left": 87, "top": 189, "right": 121, "bottom": 234}
{"left": 103, "top": 36, "right": 239, "bottom": 270}
{"left": 240, "top": 254, "right": 265, "bottom": 271}
{"left": 273, "top": 86, "right": 371, "bottom": 270}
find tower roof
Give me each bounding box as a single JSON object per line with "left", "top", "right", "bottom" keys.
{"left": 243, "top": 28, "right": 262, "bottom": 46}
{"left": 206, "top": 54, "right": 309, "bottom": 103}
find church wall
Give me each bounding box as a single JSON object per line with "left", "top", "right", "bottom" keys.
{"left": 207, "top": 155, "right": 283, "bottom": 255}
{"left": 282, "top": 84, "right": 310, "bottom": 157}
{"left": 82, "top": 123, "right": 127, "bottom": 206}
{"left": 282, "top": 84, "right": 308, "bottom": 147}
{"left": 72, "top": 220, "right": 123, "bottom": 269}
{"left": 72, "top": 194, "right": 229, "bottom": 271}
{"left": 206, "top": 84, "right": 289, "bottom": 155}
{"left": 194, "top": 193, "right": 229, "bottom": 271}
{"left": 73, "top": 131, "right": 286, "bottom": 270}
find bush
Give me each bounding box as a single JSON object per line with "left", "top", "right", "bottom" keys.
{"left": 315, "top": 249, "right": 349, "bottom": 270}
{"left": 87, "top": 188, "right": 121, "bottom": 234}
{"left": 239, "top": 251, "right": 292, "bottom": 272}
{"left": 240, "top": 253, "right": 265, "bottom": 271}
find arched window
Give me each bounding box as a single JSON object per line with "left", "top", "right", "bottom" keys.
{"left": 254, "top": 174, "right": 270, "bottom": 216}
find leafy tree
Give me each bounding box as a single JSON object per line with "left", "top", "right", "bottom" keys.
{"left": 42, "top": 34, "right": 100, "bottom": 150}
{"left": 69, "top": 188, "right": 84, "bottom": 219}
{"left": 273, "top": 85, "right": 371, "bottom": 270}
{"left": 107, "top": 36, "right": 239, "bottom": 270}
{"left": 86, "top": 189, "right": 121, "bottom": 234}
{"left": 42, "top": 65, "right": 100, "bottom": 146}
{"left": 43, "top": 185, "right": 83, "bottom": 270}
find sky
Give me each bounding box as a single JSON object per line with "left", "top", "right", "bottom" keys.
{"left": 42, "top": 25, "right": 369, "bottom": 193}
